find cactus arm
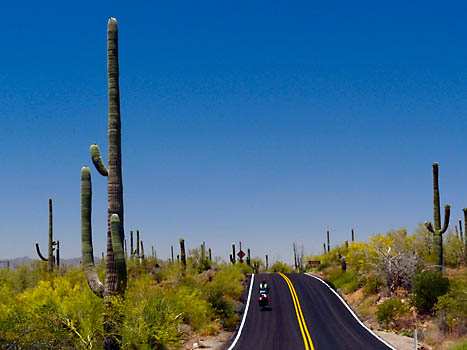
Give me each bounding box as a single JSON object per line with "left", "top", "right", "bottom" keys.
{"left": 35, "top": 243, "right": 48, "bottom": 261}
{"left": 110, "top": 214, "right": 126, "bottom": 293}
{"left": 440, "top": 205, "right": 451, "bottom": 234}
{"left": 81, "top": 166, "right": 105, "bottom": 298}
{"left": 425, "top": 221, "right": 434, "bottom": 233}
{"left": 90, "top": 144, "right": 109, "bottom": 176}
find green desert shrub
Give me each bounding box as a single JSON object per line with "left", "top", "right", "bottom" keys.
{"left": 270, "top": 261, "right": 292, "bottom": 273}
{"left": 376, "top": 298, "right": 410, "bottom": 328}
{"left": 411, "top": 270, "right": 450, "bottom": 314}
{"left": 435, "top": 279, "right": 467, "bottom": 335}
{"left": 326, "top": 268, "right": 360, "bottom": 293}
{"left": 362, "top": 276, "right": 382, "bottom": 294}
{"left": 317, "top": 262, "right": 330, "bottom": 271}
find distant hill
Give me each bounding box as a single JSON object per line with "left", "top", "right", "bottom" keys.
{"left": 0, "top": 256, "right": 102, "bottom": 269}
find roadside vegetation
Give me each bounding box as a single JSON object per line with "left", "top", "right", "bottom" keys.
{"left": 307, "top": 225, "right": 467, "bottom": 349}
{"left": 0, "top": 251, "right": 254, "bottom": 350}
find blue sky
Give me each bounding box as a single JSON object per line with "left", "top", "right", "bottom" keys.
{"left": 0, "top": 1, "right": 466, "bottom": 263}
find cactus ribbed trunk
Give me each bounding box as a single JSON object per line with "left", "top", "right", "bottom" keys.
{"left": 180, "top": 238, "right": 186, "bottom": 273}
{"left": 82, "top": 18, "right": 127, "bottom": 350}
{"left": 56, "top": 240, "right": 60, "bottom": 271}
{"left": 48, "top": 198, "right": 54, "bottom": 272}
{"left": 35, "top": 198, "right": 58, "bottom": 272}
{"left": 464, "top": 209, "right": 467, "bottom": 263}
{"left": 459, "top": 220, "right": 464, "bottom": 243}
{"left": 201, "top": 242, "right": 205, "bottom": 264}
{"left": 425, "top": 163, "right": 450, "bottom": 271}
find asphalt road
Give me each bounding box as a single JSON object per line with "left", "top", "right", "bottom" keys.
{"left": 230, "top": 273, "right": 394, "bottom": 350}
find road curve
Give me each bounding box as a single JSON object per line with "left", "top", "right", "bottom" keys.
{"left": 229, "top": 273, "right": 394, "bottom": 350}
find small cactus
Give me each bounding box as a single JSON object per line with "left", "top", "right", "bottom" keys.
{"left": 425, "top": 163, "right": 450, "bottom": 270}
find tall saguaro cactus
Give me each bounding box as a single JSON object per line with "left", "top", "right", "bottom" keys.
{"left": 351, "top": 229, "right": 355, "bottom": 243}
{"left": 463, "top": 209, "right": 467, "bottom": 262}
{"left": 232, "top": 243, "right": 236, "bottom": 264}
{"left": 180, "top": 238, "right": 186, "bottom": 273}
{"left": 425, "top": 163, "right": 450, "bottom": 270}
{"left": 36, "top": 198, "right": 59, "bottom": 272}
{"left": 81, "top": 17, "right": 126, "bottom": 350}
{"left": 327, "top": 230, "right": 330, "bottom": 253}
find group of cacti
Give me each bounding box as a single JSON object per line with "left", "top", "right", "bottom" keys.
{"left": 322, "top": 228, "right": 355, "bottom": 257}
{"left": 229, "top": 242, "right": 252, "bottom": 266}
{"left": 128, "top": 230, "right": 145, "bottom": 262}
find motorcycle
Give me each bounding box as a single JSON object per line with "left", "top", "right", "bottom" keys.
{"left": 258, "top": 291, "right": 269, "bottom": 309}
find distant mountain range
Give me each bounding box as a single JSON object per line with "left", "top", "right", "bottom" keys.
{"left": 0, "top": 256, "right": 102, "bottom": 269}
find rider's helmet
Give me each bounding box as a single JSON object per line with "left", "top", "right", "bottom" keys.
{"left": 262, "top": 279, "right": 267, "bottom": 283}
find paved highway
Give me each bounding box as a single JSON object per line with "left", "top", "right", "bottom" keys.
{"left": 228, "top": 273, "right": 395, "bottom": 350}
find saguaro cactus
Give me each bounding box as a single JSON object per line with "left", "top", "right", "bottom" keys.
{"left": 81, "top": 17, "right": 126, "bottom": 350}
{"left": 208, "top": 248, "right": 212, "bottom": 262}
{"left": 327, "top": 230, "right": 330, "bottom": 253}
{"left": 201, "top": 242, "right": 206, "bottom": 264}
{"left": 180, "top": 238, "right": 186, "bottom": 273}
{"left": 232, "top": 243, "right": 236, "bottom": 264}
{"left": 351, "top": 229, "right": 355, "bottom": 243}
{"left": 265, "top": 254, "right": 269, "bottom": 270}
{"left": 425, "top": 163, "right": 450, "bottom": 270}
{"left": 459, "top": 219, "right": 464, "bottom": 244}
{"left": 247, "top": 248, "right": 251, "bottom": 266}
{"left": 463, "top": 209, "right": 467, "bottom": 262}
{"left": 35, "top": 197, "right": 59, "bottom": 272}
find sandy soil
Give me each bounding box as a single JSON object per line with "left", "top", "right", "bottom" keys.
{"left": 184, "top": 330, "right": 233, "bottom": 349}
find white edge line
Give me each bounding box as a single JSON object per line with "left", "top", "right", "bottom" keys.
{"left": 304, "top": 273, "right": 397, "bottom": 350}
{"left": 227, "top": 273, "right": 255, "bottom": 350}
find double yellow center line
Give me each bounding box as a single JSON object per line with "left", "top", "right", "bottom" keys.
{"left": 279, "top": 273, "right": 315, "bottom": 350}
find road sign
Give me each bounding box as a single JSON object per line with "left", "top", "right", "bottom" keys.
{"left": 237, "top": 250, "right": 245, "bottom": 259}
{"left": 308, "top": 260, "right": 321, "bottom": 266}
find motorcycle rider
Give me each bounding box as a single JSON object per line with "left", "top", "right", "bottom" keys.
{"left": 259, "top": 279, "right": 269, "bottom": 294}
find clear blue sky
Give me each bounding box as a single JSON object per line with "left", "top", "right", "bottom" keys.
{"left": 1, "top": 1, "right": 466, "bottom": 263}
